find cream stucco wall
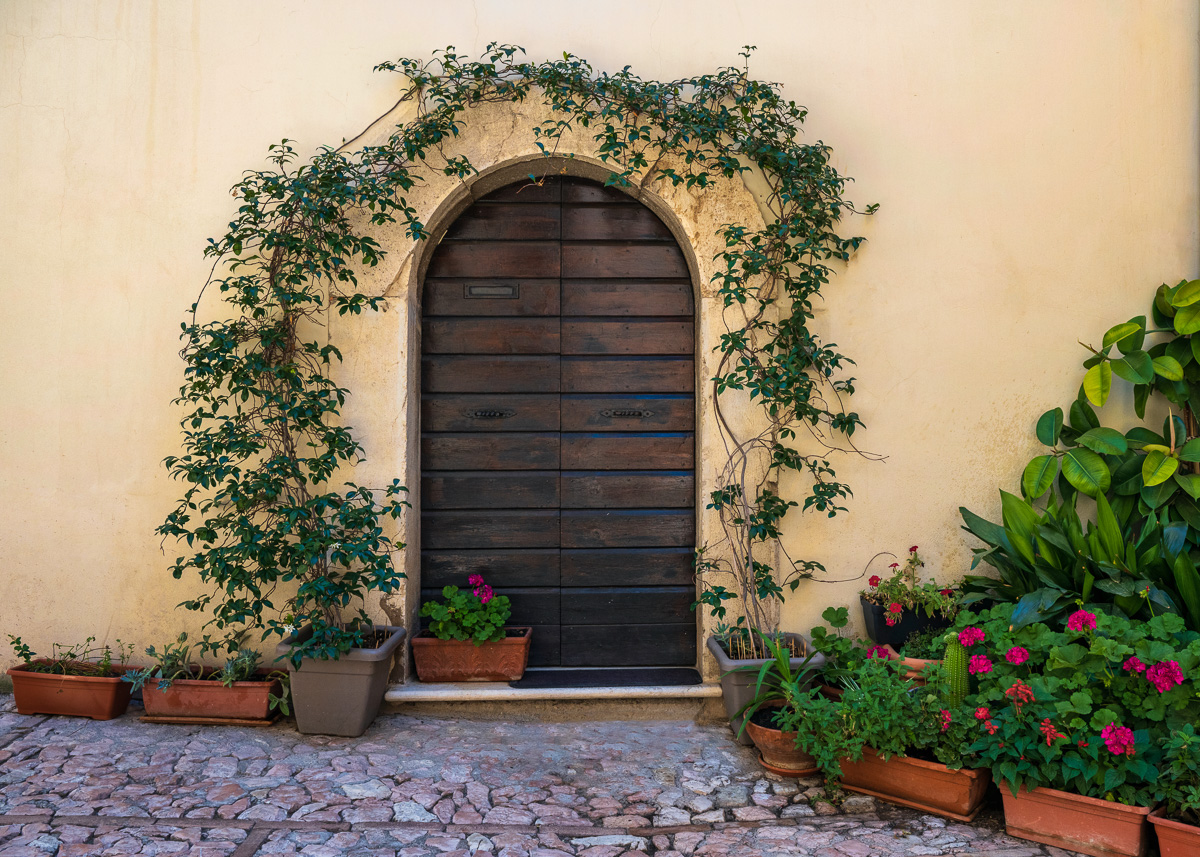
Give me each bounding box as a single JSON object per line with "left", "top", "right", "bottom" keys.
{"left": 1, "top": 1, "right": 1197, "bottom": 677}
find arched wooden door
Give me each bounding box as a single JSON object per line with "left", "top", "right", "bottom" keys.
{"left": 420, "top": 176, "right": 695, "bottom": 668}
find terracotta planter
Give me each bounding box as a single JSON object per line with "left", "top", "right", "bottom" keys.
{"left": 880, "top": 644, "right": 938, "bottom": 685}
{"left": 410, "top": 627, "right": 532, "bottom": 682}
{"left": 744, "top": 715, "right": 818, "bottom": 777}
{"left": 706, "top": 633, "right": 826, "bottom": 746}
{"left": 141, "top": 671, "right": 281, "bottom": 720}
{"left": 860, "top": 595, "right": 951, "bottom": 646}
{"left": 275, "top": 624, "right": 406, "bottom": 737}
{"left": 839, "top": 746, "right": 991, "bottom": 822}
{"left": 1000, "top": 785, "right": 1151, "bottom": 857}
{"left": 7, "top": 662, "right": 135, "bottom": 720}
{"left": 1149, "top": 807, "right": 1200, "bottom": 857}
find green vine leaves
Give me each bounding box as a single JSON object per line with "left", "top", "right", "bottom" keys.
{"left": 162, "top": 44, "right": 875, "bottom": 657}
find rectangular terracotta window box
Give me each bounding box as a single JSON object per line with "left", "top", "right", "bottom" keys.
{"left": 141, "top": 671, "right": 282, "bottom": 721}
{"left": 1149, "top": 807, "right": 1200, "bottom": 857}
{"left": 839, "top": 746, "right": 991, "bottom": 822}
{"left": 1000, "top": 785, "right": 1151, "bottom": 857}
{"left": 411, "top": 627, "right": 532, "bottom": 682}
{"left": 7, "top": 662, "right": 136, "bottom": 720}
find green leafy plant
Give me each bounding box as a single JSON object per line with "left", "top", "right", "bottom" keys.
{"left": 957, "top": 603, "right": 1200, "bottom": 803}
{"left": 895, "top": 626, "right": 948, "bottom": 660}
{"left": 861, "top": 545, "right": 957, "bottom": 625}
{"left": 123, "top": 633, "right": 273, "bottom": 691}
{"left": 8, "top": 636, "right": 132, "bottom": 677}
{"left": 1156, "top": 724, "right": 1200, "bottom": 825}
{"left": 420, "top": 575, "right": 512, "bottom": 645}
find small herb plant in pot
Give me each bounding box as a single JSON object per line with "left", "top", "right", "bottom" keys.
{"left": 1150, "top": 724, "right": 1200, "bottom": 856}
{"left": 7, "top": 636, "right": 136, "bottom": 720}
{"left": 860, "top": 545, "right": 957, "bottom": 645}
{"left": 123, "top": 633, "right": 287, "bottom": 722}
{"left": 411, "top": 575, "right": 532, "bottom": 682}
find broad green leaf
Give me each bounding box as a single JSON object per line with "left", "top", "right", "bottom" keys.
{"left": 1061, "top": 448, "right": 1111, "bottom": 497}
{"left": 1166, "top": 336, "right": 1194, "bottom": 368}
{"left": 1110, "top": 350, "right": 1155, "bottom": 384}
{"left": 1036, "top": 408, "right": 1063, "bottom": 447}
{"left": 1173, "top": 493, "right": 1200, "bottom": 530}
{"left": 1069, "top": 398, "right": 1100, "bottom": 432}
{"left": 1101, "top": 321, "right": 1142, "bottom": 350}
{"left": 960, "top": 506, "right": 1007, "bottom": 548}
{"left": 1000, "top": 490, "right": 1040, "bottom": 566}
{"left": 1134, "top": 384, "right": 1150, "bottom": 419}
{"left": 1094, "top": 492, "right": 1123, "bottom": 562}
{"left": 1116, "top": 316, "right": 1147, "bottom": 355}
{"left": 1143, "top": 450, "right": 1180, "bottom": 486}
{"left": 1176, "top": 473, "right": 1200, "bottom": 500}
{"left": 1171, "top": 278, "right": 1200, "bottom": 307}
{"left": 1191, "top": 335, "right": 1200, "bottom": 367}
{"left": 1175, "top": 302, "right": 1200, "bottom": 335}
{"left": 1179, "top": 438, "right": 1200, "bottom": 462}
{"left": 1112, "top": 456, "right": 1144, "bottom": 496}
{"left": 1126, "top": 427, "right": 1167, "bottom": 449}
{"left": 1083, "top": 363, "right": 1112, "bottom": 406}
{"left": 1022, "top": 455, "right": 1058, "bottom": 499}
{"left": 1076, "top": 427, "right": 1127, "bottom": 455}
{"left": 1172, "top": 553, "right": 1200, "bottom": 630}
{"left": 1141, "top": 478, "right": 1178, "bottom": 509}
{"left": 1156, "top": 282, "right": 1178, "bottom": 320}
{"left": 1154, "top": 355, "right": 1185, "bottom": 381}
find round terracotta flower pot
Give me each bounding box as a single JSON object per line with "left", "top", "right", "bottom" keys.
{"left": 839, "top": 747, "right": 990, "bottom": 822}
{"left": 880, "top": 644, "right": 939, "bottom": 685}
{"left": 1149, "top": 807, "right": 1200, "bottom": 857}
{"left": 744, "top": 713, "right": 818, "bottom": 777}
{"left": 1000, "top": 785, "right": 1151, "bottom": 857}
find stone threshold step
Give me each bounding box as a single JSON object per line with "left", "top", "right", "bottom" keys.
{"left": 385, "top": 679, "right": 722, "bottom": 703}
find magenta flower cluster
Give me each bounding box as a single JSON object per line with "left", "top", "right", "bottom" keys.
{"left": 1146, "top": 660, "right": 1183, "bottom": 693}
{"left": 958, "top": 626, "right": 985, "bottom": 647}
{"left": 1101, "top": 722, "right": 1136, "bottom": 757}
{"left": 968, "top": 654, "right": 993, "bottom": 674}
{"left": 1004, "top": 646, "right": 1029, "bottom": 665}
{"left": 468, "top": 573, "right": 494, "bottom": 604}
{"left": 1067, "top": 609, "right": 1097, "bottom": 631}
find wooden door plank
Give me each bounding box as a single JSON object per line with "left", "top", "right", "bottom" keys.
{"left": 427, "top": 241, "right": 561, "bottom": 278}
{"left": 561, "top": 471, "right": 693, "bottom": 509}
{"left": 561, "top": 394, "right": 693, "bottom": 431}
{"left": 527, "top": 624, "right": 560, "bottom": 667}
{"left": 560, "top": 624, "right": 695, "bottom": 666}
{"left": 422, "top": 433, "right": 559, "bottom": 471}
{"left": 562, "top": 206, "right": 672, "bottom": 241}
{"left": 422, "top": 394, "right": 559, "bottom": 432}
{"left": 421, "top": 586, "right": 561, "bottom": 626}
{"left": 443, "top": 203, "right": 560, "bottom": 241}
{"left": 561, "top": 433, "right": 693, "bottom": 470}
{"left": 562, "top": 280, "right": 692, "bottom": 316}
{"left": 562, "top": 320, "right": 692, "bottom": 355}
{"left": 423, "top": 356, "right": 560, "bottom": 393}
{"left": 424, "top": 318, "right": 560, "bottom": 354}
{"left": 422, "top": 548, "right": 559, "bottom": 589}
{"left": 561, "top": 509, "right": 694, "bottom": 548}
{"left": 422, "top": 471, "right": 560, "bottom": 509}
{"left": 561, "top": 181, "right": 636, "bottom": 204}
{"left": 562, "top": 357, "right": 693, "bottom": 393}
{"left": 480, "top": 177, "right": 561, "bottom": 202}
{"left": 562, "top": 586, "right": 696, "bottom": 624}
{"left": 561, "top": 548, "right": 694, "bottom": 587}
{"left": 422, "top": 510, "right": 560, "bottom": 549}
{"left": 562, "top": 244, "right": 687, "bottom": 278}
{"left": 424, "top": 279, "right": 560, "bottom": 317}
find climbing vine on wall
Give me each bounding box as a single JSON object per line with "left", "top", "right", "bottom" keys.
{"left": 160, "top": 44, "right": 875, "bottom": 660}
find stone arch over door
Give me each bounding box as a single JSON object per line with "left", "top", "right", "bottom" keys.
{"left": 419, "top": 175, "right": 697, "bottom": 667}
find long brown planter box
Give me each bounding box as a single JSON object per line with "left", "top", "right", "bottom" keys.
{"left": 411, "top": 627, "right": 531, "bottom": 681}
{"left": 839, "top": 746, "right": 991, "bottom": 822}
{"left": 1150, "top": 807, "right": 1200, "bottom": 857}
{"left": 141, "top": 671, "right": 281, "bottom": 720}
{"left": 1000, "top": 785, "right": 1151, "bottom": 857}
{"left": 7, "top": 662, "right": 136, "bottom": 720}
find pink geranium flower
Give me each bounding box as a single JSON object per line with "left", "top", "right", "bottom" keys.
{"left": 1005, "top": 646, "right": 1029, "bottom": 665}
{"left": 1067, "top": 609, "right": 1097, "bottom": 631}
{"left": 958, "top": 627, "right": 985, "bottom": 647}
{"left": 969, "top": 655, "right": 993, "bottom": 674}
{"left": 1122, "top": 656, "right": 1146, "bottom": 674}
{"left": 867, "top": 645, "right": 891, "bottom": 660}
{"left": 1101, "top": 723, "right": 1136, "bottom": 756}
{"left": 1146, "top": 660, "right": 1183, "bottom": 693}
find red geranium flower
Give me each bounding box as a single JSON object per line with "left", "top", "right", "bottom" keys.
{"left": 868, "top": 575, "right": 881, "bottom": 587}
{"left": 887, "top": 603, "right": 902, "bottom": 614}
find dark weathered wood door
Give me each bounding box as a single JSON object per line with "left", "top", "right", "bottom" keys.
{"left": 421, "top": 176, "right": 695, "bottom": 667}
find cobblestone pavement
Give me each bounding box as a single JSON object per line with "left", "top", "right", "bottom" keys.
{"left": 0, "top": 698, "right": 1085, "bottom": 857}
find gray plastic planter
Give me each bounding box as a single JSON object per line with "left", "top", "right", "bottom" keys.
{"left": 706, "top": 633, "right": 826, "bottom": 746}
{"left": 275, "top": 625, "right": 406, "bottom": 737}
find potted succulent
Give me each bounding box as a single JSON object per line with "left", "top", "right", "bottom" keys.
{"left": 411, "top": 575, "right": 531, "bottom": 682}
{"left": 859, "top": 545, "right": 957, "bottom": 645}
{"left": 1149, "top": 724, "right": 1200, "bottom": 856}
{"left": 7, "top": 636, "right": 136, "bottom": 720}
{"left": 729, "top": 634, "right": 827, "bottom": 776}
{"left": 958, "top": 603, "right": 1197, "bottom": 857}
{"left": 123, "top": 634, "right": 285, "bottom": 722}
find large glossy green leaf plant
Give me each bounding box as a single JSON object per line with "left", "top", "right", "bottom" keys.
{"left": 159, "top": 45, "right": 874, "bottom": 661}
{"left": 961, "top": 278, "right": 1200, "bottom": 631}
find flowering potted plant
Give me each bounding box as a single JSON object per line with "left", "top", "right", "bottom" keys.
{"left": 956, "top": 603, "right": 1199, "bottom": 857}
{"left": 410, "top": 575, "right": 532, "bottom": 682}
{"left": 123, "top": 634, "right": 286, "bottom": 722}
{"left": 859, "top": 545, "right": 957, "bottom": 645}
{"left": 7, "top": 636, "right": 136, "bottom": 720}
{"left": 1149, "top": 724, "right": 1200, "bottom": 856}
